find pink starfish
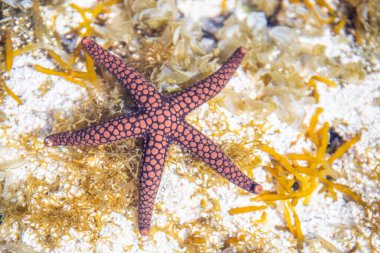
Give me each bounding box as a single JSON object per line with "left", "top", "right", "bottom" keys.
{"left": 45, "top": 37, "right": 263, "bottom": 235}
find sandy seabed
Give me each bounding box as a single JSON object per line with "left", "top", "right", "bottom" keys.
{"left": 0, "top": 0, "right": 379, "bottom": 252}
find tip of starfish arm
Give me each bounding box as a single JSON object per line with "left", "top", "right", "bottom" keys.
{"left": 139, "top": 228, "right": 150, "bottom": 236}
{"left": 251, "top": 183, "right": 263, "bottom": 194}
{"left": 44, "top": 137, "right": 55, "bottom": 147}
{"left": 81, "top": 36, "right": 93, "bottom": 47}
{"left": 239, "top": 47, "right": 247, "bottom": 54}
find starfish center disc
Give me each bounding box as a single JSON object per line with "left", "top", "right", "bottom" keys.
{"left": 145, "top": 102, "right": 179, "bottom": 135}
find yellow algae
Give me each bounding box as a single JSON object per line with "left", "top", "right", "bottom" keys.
{"left": 354, "top": 30, "right": 364, "bottom": 45}
{"left": 47, "top": 50, "right": 70, "bottom": 70}
{"left": 68, "top": 0, "right": 121, "bottom": 39}
{"left": 317, "top": 122, "right": 330, "bottom": 161}
{"left": 320, "top": 178, "right": 365, "bottom": 205}
{"left": 328, "top": 134, "right": 361, "bottom": 165}
{"left": 266, "top": 165, "right": 292, "bottom": 192}
{"left": 287, "top": 153, "right": 322, "bottom": 164}
{"left": 300, "top": 0, "right": 337, "bottom": 27}
{"left": 69, "top": 3, "right": 90, "bottom": 24}
{"left": 1, "top": 82, "right": 138, "bottom": 247}
{"left": 284, "top": 202, "right": 295, "bottom": 235}
{"left": 200, "top": 199, "right": 207, "bottom": 208}
{"left": 90, "top": 3, "right": 107, "bottom": 19}
{"left": 221, "top": 0, "right": 227, "bottom": 15}
{"left": 293, "top": 165, "right": 322, "bottom": 176}
{"left": 303, "top": 0, "right": 314, "bottom": 9}
{"left": 260, "top": 145, "right": 302, "bottom": 181}
{"left": 224, "top": 234, "right": 246, "bottom": 247}
{"left": 13, "top": 44, "right": 39, "bottom": 57}
{"left": 62, "top": 76, "right": 87, "bottom": 88}
{"left": 68, "top": 43, "right": 83, "bottom": 67}
{"left": 33, "top": 0, "right": 45, "bottom": 41}
{"left": 85, "top": 52, "right": 97, "bottom": 82}
{"left": 309, "top": 78, "right": 320, "bottom": 103}
{"left": 288, "top": 202, "right": 304, "bottom": 249}
{"left": 228, "top": 205, "right": 267, "bottom": 215}
{"left": 315, "top": 0, "right": 335, "bottom": 12}
{"left": 0, "top": 76, "right": 23, "bottom": 105}
{"left": 306, "top": 107, "right": 323, "bottom": 145}
{"left": 70, "top": 71, "right": 92, "bottom": 79}
{"left": 311, "top": 75, "right": 338, "bottom": 88}
{"left": 354, "top": 17, "right": 364, "bottom": 45}
{"left": 258, "top": 211, "right": 267, "bottom": 223}
{"left": 254, "top": 179, "right": 318, "bottom": 203}
{"left": 313, "top": 11, "right": 335, "bottom": 25}
{"left": 327, "top": 185, "right": 337, "bottom": 201}
{"left": 51, "top": 14, "right": 61, "bottom": 46}
{"left": 255, "top": 194, "right": 293, "bottom": 201}
{"left": 308, "top": 75, "right": 337, "bottom": 104}
{"left": 34, "top": 50, "right": 93, "bottom": 87}
{"left": 186, "top": 234, "right": 206, "bottom": 245}
{"left": 253, "top": 101, "right": 367, "bottom": 248}
{"left": 34, "top": 65, "right": 69, "bottom": 77}
{"left": 5, "top": 31, "right": 14, "bottom": 72}
{"left": 104, "top": 0, "right": 124, "bottom": 7}
{"left": 333, "top": 16, "right": 347, "bottom": 34}
{"left": 293, "top": 178, "right": 318, "bottom": 198}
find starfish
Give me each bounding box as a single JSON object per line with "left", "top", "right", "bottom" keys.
{"left": 45, "top": 37, "right": 263, "bottom": 235}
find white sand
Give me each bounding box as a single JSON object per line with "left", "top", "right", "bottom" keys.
{"left": 1, "top": 0, "right": 379, "bottom": 252}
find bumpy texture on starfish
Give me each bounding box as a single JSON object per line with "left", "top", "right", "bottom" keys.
{"left": 45, "top": 37, "right": 263, "bottom": 235}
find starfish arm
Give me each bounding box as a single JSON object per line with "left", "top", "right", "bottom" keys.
{"left": 172, "top": 122, "right": 262, "bottom": 194}
{"left": 169, "top": 47, "right": 246, "bottom": 117}
{"left": 44, "top": 113, "right": 147, "bottom": 147}
{"left": 138, "top": 134, "right": 170, "bottom": 235}
{"left": 81, "top": 37, "right": 163, "bottom": 110}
